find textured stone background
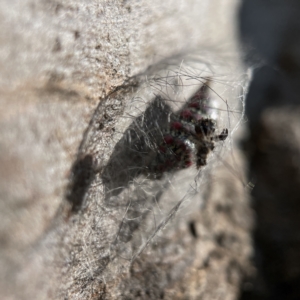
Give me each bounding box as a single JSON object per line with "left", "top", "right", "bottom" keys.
{"left": 0, "top": 1, "right": 254, "bottom": 299}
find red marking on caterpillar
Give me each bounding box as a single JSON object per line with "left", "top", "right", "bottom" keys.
{"left": 170, "top": 121, "right": 183, "bottom": 131}
{"left": 163, "top": 135, "right": 174, "bottom": 144}
{"left": 180, "top": 109, "right": 193, "bottom": 120}
{"left": 148, "top": 79, "right": 228, "bottom": 177}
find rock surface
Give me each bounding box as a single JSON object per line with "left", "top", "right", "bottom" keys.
{"left": 0, "top": 1, "right": 253, "bottom": 299}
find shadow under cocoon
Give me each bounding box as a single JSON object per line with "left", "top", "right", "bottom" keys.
{"left": 101, "top": 95, "right": 172, "bottom": 201}
{"left": 100, "top": 95, "right": 174, "bottom": 249}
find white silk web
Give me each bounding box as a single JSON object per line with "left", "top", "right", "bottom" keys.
{"left": 66, "top": 52, "right": 249, "bottom": 285}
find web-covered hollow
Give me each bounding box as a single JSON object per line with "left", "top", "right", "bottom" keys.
{"left": 100, "top": 58, "right": 248, "bottom": 263}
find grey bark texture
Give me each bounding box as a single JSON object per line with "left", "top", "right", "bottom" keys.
{"left": 0, "top": 1, "right": 253, "bottom": 299}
